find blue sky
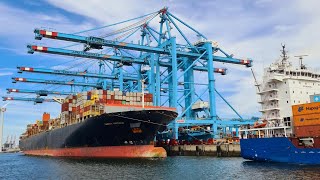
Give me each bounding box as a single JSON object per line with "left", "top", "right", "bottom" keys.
{"left": 0, "top": 0, "right": 319, "bottom": 144}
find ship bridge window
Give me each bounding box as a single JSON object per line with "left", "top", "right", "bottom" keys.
{"left": 286, "top": 72, "right": 289, "bottom": 75}
{"left": 284, "top": 117, "right": 291, "bottom": 126}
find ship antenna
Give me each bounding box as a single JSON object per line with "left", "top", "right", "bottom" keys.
{"left": 280, "top": 43, "right": 289, "bottom": 64}
{"left": 294, "top": 55, "right": 308, "bottom": 70}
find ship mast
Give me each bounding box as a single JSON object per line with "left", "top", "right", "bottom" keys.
{"left": 280, "top": 44, "right": 289, "bottom": 65}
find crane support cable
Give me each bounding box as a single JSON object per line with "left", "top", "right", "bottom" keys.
{"left": 73, "top": 11, "right": 159, "bottom": 35}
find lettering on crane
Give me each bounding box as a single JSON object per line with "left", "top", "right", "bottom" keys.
{"left": 72, "top": 50, "right": 102, "bottom": 58}
{"left": 54, "top": 70, "right": 77, "bottom": 75}
{"left": 86, "top": 37, "right": 105, "bottom": 45}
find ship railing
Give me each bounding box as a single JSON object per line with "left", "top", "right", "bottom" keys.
{"left": 260, "top": 105, "right": 280, "bottom": 112}
{"left": 258, "top": 95, "right": 279, "bottom": 103}
{"left": 239, "top": 126, "right": 291, "bottom": 139}
{"left": 257, "top": 88, "right": 278, "bottom": 94}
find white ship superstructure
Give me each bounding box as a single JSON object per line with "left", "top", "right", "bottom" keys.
{"left": 256, "top": 45, "right": 320, "bottom": 135}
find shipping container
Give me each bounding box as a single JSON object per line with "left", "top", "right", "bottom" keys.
{"left": 292, "top": 102, "right": 320, "bottom": 116}
{"left": 42, "top": 113, "right": 50, "bottom": 121}
{"left": 293, "top": 113, "right": 320, "bottom": 126}
{"left": 294, "top": 125, "right": 320, "bottom": 137}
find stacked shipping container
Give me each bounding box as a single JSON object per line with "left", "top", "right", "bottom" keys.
{"left": 292, "top": 102, "right": 320, "bottom": 137}
{"left": 25, "top": 89, "right": 154, "bottom": 137}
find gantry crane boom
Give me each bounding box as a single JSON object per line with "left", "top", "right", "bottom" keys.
{"left": 33, "top": 29, "right": 252, "bottom": 67}
{"left": 12, "top": 77, "right": 105, "bottom": 88}
{"left": 18, "top": 66, "right": 227, "bottom": 77}
{"left": 27, "top": 45, "right": 223, "bottom": 72}
{"left": 7, "top": 88, "right": 73, "bottom": 96}
{"left": 2, "top": 97, "right": 56, "bottom": 103}
{"left": 17, "top": 66, "right": 139, "bottom": 81}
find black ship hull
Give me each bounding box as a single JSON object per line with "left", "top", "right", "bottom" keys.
{"left": 19, "top": 109, "right": 177, "bottom": 158}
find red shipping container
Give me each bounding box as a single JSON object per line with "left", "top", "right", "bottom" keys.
{"left": 107, "top": 100, "right": 114, "bottom": 104}
{"left": 72, "top": 107, "right": 76, "bottom": 112}
{"left": 69, "top": 99, "right": 73, "bottom": 103}
{"left": 294, "top": 125, "right": 320, "bottom": 137}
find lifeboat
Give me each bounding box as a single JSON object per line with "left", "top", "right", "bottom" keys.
{"left": 253, "top": 120, "right": 268, "bottom": 128}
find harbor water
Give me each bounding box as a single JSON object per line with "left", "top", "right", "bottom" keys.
{"left": 1, "top": 153, "right": 319, "bottom": 179}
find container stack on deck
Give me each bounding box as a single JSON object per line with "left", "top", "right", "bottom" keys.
{"left": 24, "top": 89, "right": 154, "bottom": 137}
{"left": 292, "top": 102, "right": 320, "bottom": 137}
{"left": 26, "top": 112, "right": 50, "bottom": 136}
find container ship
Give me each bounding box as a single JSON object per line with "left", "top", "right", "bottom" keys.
{"left": 19, "top": 89, "right": 177, "bottom": 158}
{"left": 240, "top": 45, "right": 320, "bottom": 164}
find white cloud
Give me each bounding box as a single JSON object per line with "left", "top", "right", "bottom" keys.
{"left": 0, "top": 72, "right": 13, "bottom": 76}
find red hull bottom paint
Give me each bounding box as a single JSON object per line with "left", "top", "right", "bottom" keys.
{"left": 23, "top": 145, "right": 167, "bottom": 158}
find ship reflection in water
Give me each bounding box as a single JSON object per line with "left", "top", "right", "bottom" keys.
{"left": 1, "top": 153, "right": 320, "bottom": 179}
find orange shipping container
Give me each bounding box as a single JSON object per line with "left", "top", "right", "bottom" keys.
{"left": 293, "top": 113, "right": 320, "bottom": 126}
{"left": 294, "top": 125, "right": 320, "bottom": 138}
{"left": 42, "top": 113, "right": 50, "bottom": 122}
{"left": 292, "top": 102, "right": 320, "bottom": 116}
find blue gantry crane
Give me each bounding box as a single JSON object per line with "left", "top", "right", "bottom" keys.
{"left": 7, "top": 7, "right": 255, "bottom": 139}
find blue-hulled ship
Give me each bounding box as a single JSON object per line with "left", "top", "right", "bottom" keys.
{"left": 240, "top": 45, "right": 320, "bottom": 165}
